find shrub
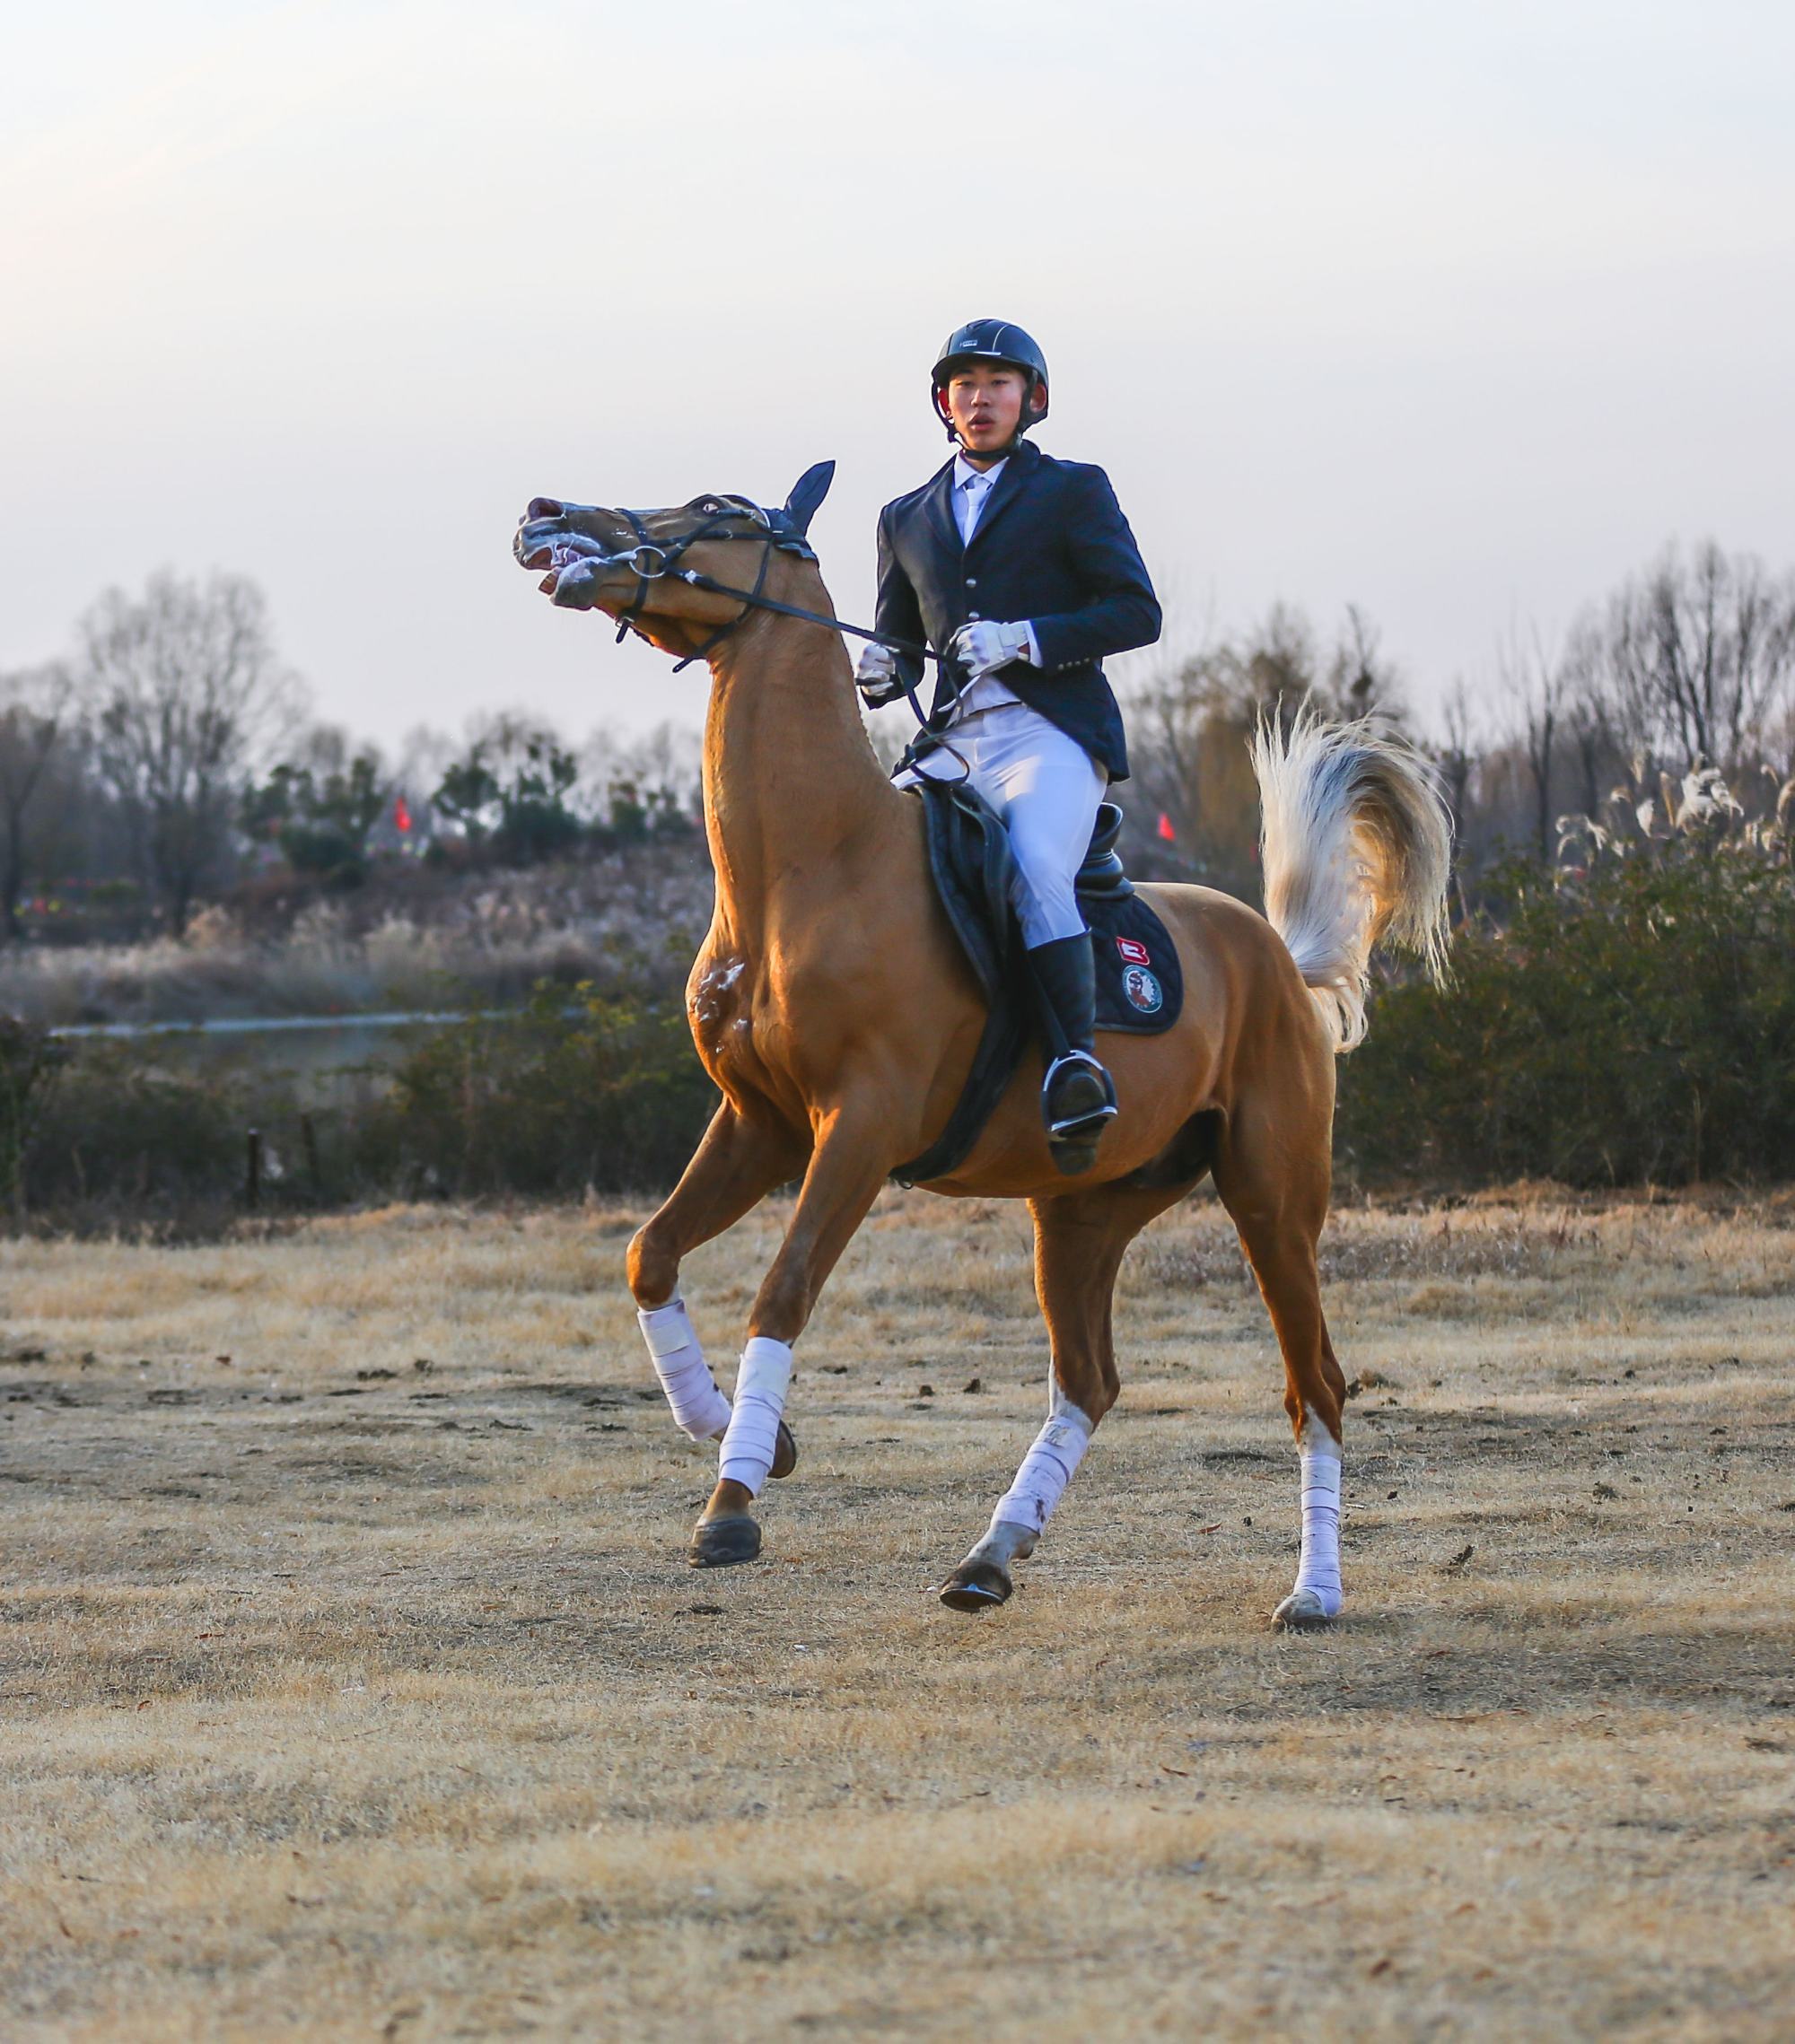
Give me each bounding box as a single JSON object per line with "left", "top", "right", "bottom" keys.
{"left": 279, "top": 820, "right": 368, "bottom": 888}
{"left": 1336, "top": 847, "right": 1795, "bottom": 1186}
{"left": 22, "top": 1040, "right": 282, "bottom": 1215}
{"left": 0, "top": 1017, "right": 71, "bottom": 1211}
{"left": 369, "top": 981, "right": 716, "bottom": 1196}
{"left": 14, "top": 980, "right": 718, "bottom": 1229}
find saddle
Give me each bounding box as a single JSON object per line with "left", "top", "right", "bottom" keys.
{"left": 891, "top": 784, "right": 1183, "bottom": 1186}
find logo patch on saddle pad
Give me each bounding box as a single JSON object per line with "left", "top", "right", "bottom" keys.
{"left": 1121, "top": 964, "right": 1163, "bottom": 1015}
{"left": 1115, "top": 935, "right": 1151, "bottom": 966}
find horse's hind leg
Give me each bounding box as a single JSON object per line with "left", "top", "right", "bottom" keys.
{"left": 627, "top": 1102, "right": 807, "bottom": 1460}
{"left": 940, "top": 1179, "right": 1190, "bottom": 1612}
{"left": 1212, "top": 1084, "right": 1349, "bottom": 1629}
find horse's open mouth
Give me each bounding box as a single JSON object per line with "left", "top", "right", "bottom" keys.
{"left": 530, "top": 540, "right": 609, "bottom": 599}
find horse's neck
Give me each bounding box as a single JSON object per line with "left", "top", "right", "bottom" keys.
{"left": 701, "top": 591, "right": 902, "bottom": 950}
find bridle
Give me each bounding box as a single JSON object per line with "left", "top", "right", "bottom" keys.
{"left": 535, "top": 493, "right": 942, "bottom": 706}
{"left": 525, "top": 491, "right": 967, "bottom": 779}
{"left": 604, "top": 496, "right": 783, "bottom": 670}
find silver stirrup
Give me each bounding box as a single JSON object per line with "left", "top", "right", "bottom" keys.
{"left": 1042, "top": 1051, "right": 1118, "bottom": 1140}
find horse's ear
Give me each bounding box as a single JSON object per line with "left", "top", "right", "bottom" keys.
{"left": 783, "top": 459, "right": 836, "bottom": 535}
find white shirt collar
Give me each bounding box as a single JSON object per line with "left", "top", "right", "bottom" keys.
{"left": 953, "top": 452, "right": 1005, "bottom": 493}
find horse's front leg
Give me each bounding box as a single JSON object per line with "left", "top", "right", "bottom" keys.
{"left": 627, "top": 1102, "right": 806, "bottom": 1455}
{"left": 690, "top": 1101, "right": 893, "bottom": 1568}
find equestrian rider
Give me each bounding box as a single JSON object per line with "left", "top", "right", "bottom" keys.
{"left": 857, "top": 319, "right": 1162, "bottom": 1166}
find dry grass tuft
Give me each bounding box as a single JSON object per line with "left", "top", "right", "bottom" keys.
{"left": 3, "top": 1187, "right": 1793, "bottom": 2040}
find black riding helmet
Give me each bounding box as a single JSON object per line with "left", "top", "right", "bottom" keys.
{"left": 931, "top": 319, "right": 1049, "bottom": 448}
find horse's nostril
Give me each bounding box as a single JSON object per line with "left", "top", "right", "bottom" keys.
{"left": 525, "top": 497, "right": 565, "bottom": 520}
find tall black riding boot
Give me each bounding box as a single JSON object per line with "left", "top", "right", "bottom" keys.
{"left": 1027, "top": 933, "right": 1118, "bottom": 1173}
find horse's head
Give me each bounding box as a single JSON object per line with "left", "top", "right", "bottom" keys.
{"left": 513, "top": 460, "right": 835, "bottom": 663}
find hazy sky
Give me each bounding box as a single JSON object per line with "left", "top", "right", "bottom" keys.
{"left": 4, "top": 0, "right": 1791, "bottom": 754}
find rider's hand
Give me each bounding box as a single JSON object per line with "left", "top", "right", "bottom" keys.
{"left": 951, "top": 619, "right": 1035, "bottom": 678}
{"left": 855, "top": 642, "right": 907, "bottom": 708}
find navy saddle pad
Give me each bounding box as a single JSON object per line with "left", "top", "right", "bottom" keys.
{"left": 891, "top": 784, "right": 1182, "bottom": 1184}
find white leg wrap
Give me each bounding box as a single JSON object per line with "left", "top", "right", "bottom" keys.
{"left": 1292, "top": 1431, "right": 1344, "bottom": 1617}
{"left": 637, "top": 1297, "right": 731, "bottom": 1443}
{"left": 990, "top": 1388, "right": 1094, "bottom": 1537}
{"left": 717, "top": 1336, "right": 793, "bottom": 1496}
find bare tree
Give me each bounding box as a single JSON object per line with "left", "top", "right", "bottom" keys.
{"left": 1558, "top": 617, "right": 1625, "bottom": 823}
{"left": 1433, "top": 679, "right": 1477, "bottom": 852}
{"left": 1499, "top": 627, "right": 1562, "bottom": 864}
{"left": 1327, "top": 604, "right": 1408, "bottom": 723}
{"left": 0, "top": 664, "right": 74, "bottom": 942}
{"left": 78, "top": 572, "right": 302, "bottom": 933}
{"left": 1596, "top": 543, "right": 1795, "bottom": 773}
{"left": 1125, "top": 636, "right": 1271, "bottom": 889}
{"left": 579, "top": 719, "right": 704, "bottom": 827}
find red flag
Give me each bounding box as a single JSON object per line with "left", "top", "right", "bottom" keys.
{"left": 394, "top": 795, "right": 413, "bottom": 834}
{"left": 1156, "top": 811, "right": 1177, "bottom": 843}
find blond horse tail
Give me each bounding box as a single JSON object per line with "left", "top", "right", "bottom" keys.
{"left": 1249, "top": 706, "right": 1452, "bottom": 1053}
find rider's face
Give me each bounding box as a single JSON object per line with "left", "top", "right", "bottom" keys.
{"left": 944, "top": 363, "right": 1031, "bottom": 461}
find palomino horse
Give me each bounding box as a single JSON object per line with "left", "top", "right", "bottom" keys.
{"left": 514, "top": 467, "right": 1450, "bottom": 1628}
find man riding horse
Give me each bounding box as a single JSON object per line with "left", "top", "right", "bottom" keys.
{"left": 857, "top": 319, "right": 1162, "bottom": 1169}
{"left": 513, "top": 352, "right": 1449, "bottom": 1622}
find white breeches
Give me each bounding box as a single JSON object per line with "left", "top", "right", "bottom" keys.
{"left": 898, "top": 700, "right": 1108, "bottom": 948}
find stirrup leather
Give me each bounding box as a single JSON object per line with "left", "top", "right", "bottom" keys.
{"left": 1041, "top": 1050, "right": 1118, "bottom": 1141}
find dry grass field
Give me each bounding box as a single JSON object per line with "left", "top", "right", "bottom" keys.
{"left": 4, "top": 1187, "right": 1793, "bottom": 2042}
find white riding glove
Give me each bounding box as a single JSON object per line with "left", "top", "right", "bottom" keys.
{"left": 951, "top": 619, "right": 1036, "bottom": 679}
{"left": 855, "top": 641, "right": 907, "bottom": 708}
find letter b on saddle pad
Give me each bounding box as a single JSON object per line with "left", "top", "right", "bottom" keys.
{"left": 1092, "top": 907, "right": 1179, "bottom": 1030}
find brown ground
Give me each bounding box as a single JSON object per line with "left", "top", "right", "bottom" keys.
{"left": 3, "top": 1188, "right": 1793, "bottom": 2042}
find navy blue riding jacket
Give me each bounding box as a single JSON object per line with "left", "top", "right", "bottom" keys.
{"left": 873, "top": 438, "right": 1160, "bottom": 782}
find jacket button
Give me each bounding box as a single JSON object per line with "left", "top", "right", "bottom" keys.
{"left": 968, "top": 611, "right": 982, "bottom": 622}
{"left": 966, "top": 577, "right": 977, "bottom": 588}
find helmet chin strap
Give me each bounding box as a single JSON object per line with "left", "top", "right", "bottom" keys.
{"left": 950, "top": 429, "right": 1023, "bottom": 460}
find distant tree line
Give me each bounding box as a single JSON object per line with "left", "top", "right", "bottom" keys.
{"left": 0, "top": 572, "right": 705, "bottom": 941}
{"left": 5, "top": 539, "right": 1792, "bottom": 946}
{"left": 7, "top": 537, "right": 1795, "bottom": 1216}
{"left": 1122, "top": 540, "right": 1795, "bottom": 901}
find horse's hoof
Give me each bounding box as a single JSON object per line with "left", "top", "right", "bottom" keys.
{"left": 1272, "top": 1588, "right": 1336, "bottom": 1631}
{"left": 768, "top": 1419, "right": 797, "bottom": 1481}
{"left": 688, "top": 1514, "right": 762, "bottom": 1568}
{"left": 938, "top": 1558, "right": 1012, "bottom": 1613}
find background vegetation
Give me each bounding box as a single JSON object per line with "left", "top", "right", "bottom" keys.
{"left": 6, "top": 983, "right": 719, "bottom": 1235}
{"left": 4, "top": 537, "right": 1795, "bottom": 1227}
{"left": 1336, "top": 833, "right": 1795, "bottom": 1188}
